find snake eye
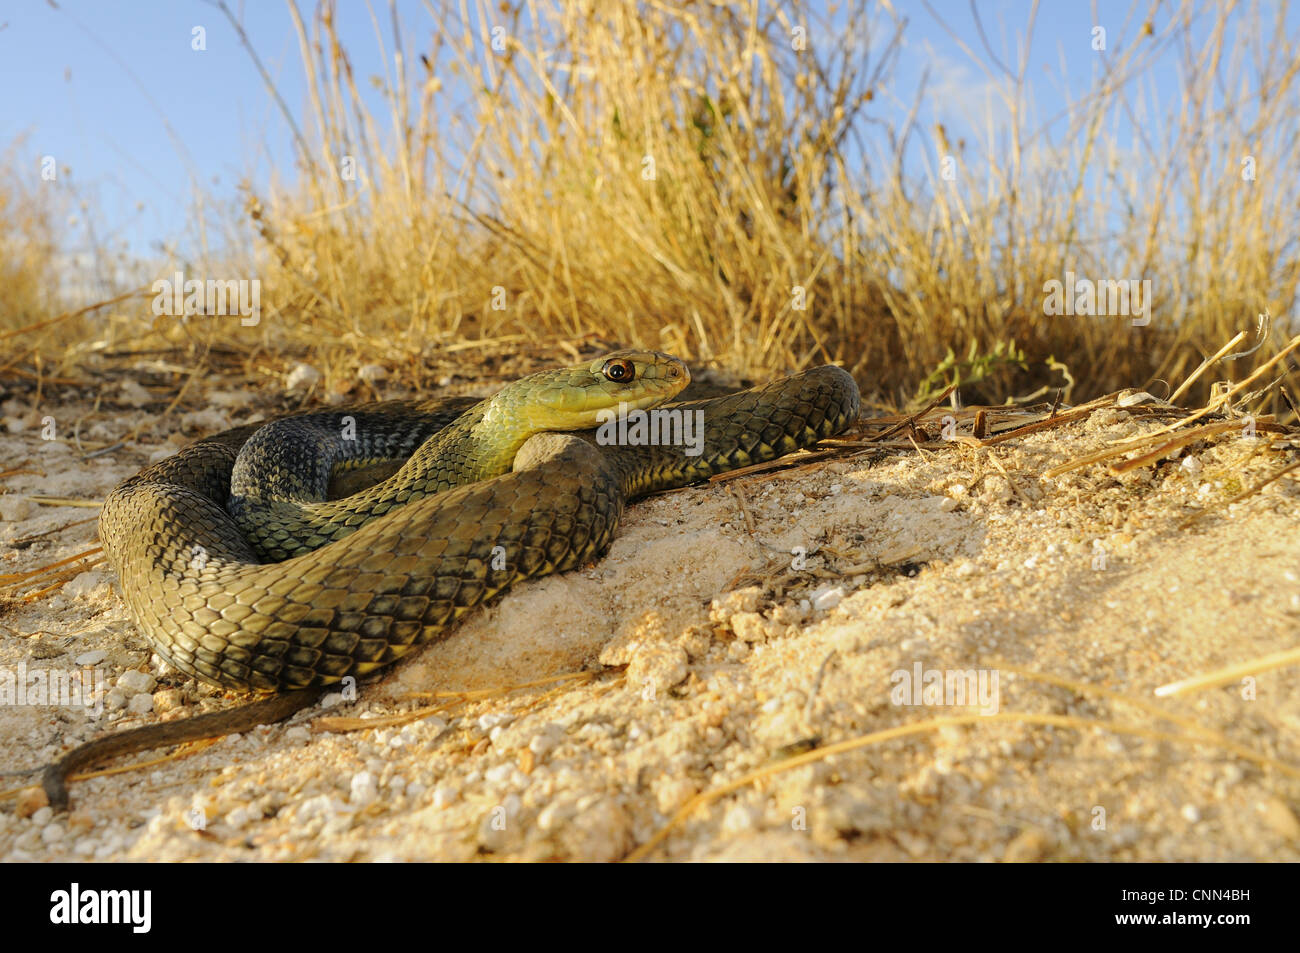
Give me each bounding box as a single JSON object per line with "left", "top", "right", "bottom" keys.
{"left": 602, "top": 358, "right": 636, "bottom": 383}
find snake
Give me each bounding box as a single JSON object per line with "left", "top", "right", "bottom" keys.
{"left": 39, "top": 350, "right": 860, "bottom": 807}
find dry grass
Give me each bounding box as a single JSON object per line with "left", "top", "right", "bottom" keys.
{"left": 0, "top": 138, "right": 71, "bottom": 354}
{"left": 3, "top": 1, "right": 1300, "bottom": 414}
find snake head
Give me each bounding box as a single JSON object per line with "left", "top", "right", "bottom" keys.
{"left": 505, "top": 349, "right": 690, "bottom": 431}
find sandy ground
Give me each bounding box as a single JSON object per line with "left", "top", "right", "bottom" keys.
{"left": 2, "top": 364, "right": 1300, "bottom": 862}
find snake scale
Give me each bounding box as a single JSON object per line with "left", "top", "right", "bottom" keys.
{"left": 42, "top": 350, "right": 859, "bottom": 806}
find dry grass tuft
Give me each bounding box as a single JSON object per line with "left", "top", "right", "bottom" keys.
{"left": 3, "top": 2, "right": 1300, "bottom": 415}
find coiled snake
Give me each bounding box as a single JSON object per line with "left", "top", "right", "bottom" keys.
{"left": 41, "top": 350, "right": 860, "bottom": 806}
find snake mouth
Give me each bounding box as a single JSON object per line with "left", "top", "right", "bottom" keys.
{"left": 527, "top": 381, "right": 683, "bottom": 430}
{"left": 521, "top": 350, "right": 690, "bottom": 429}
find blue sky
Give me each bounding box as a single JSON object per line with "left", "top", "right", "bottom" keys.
{"left": 1, "top": 1, "right": 1291, "bottom": 267}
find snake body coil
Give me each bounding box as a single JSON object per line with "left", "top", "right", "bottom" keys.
{"left": 98, "top": 351, "right": 860, "bottom": 692}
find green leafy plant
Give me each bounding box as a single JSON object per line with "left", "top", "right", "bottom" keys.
{"left": 913, "top": 339, "right": 1027, "bottom": 406}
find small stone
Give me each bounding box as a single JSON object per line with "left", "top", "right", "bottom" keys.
{"left": 153, "top": 688, "right": 185, "bottom": 714}
{"left": 358, "top": 364, "right": 388, "bottom": 382}
{"left": 0, "top": 495, "right": 33, "bottom": 521}
{"left": 63, "top": 571, "right": 111, "bottom": 600}
{"left": 731, "top": 612, "right": 772, "bottom": 644}
{"left": 655, "top": 778, "right": 697, "bottom": 814}
{"left": 180, "top": 409, "right": 230, "bottom": 433}
{"left": 625, "top": 644, "right": 689, "bottom": 695}
{"left": 477, "top": 712, "right": 512, "bottom": 732}
{"left": 1180, "top": 804, "right": 1201, "bottom": 824}
{"left": 528, "top": 724, "right": 564, "bottom": 758}
{"left": 16, "top": 788, "right": 48, "bottom": 818}
{"left": 708, "top": 587, "right": 764, "bottom": 619}
{"left": 117, "top": 378, "right": 153, "bottom": 407}
{"left": 127, "top": 693, "right": 154, "bottom": 714}
{"left": 721, "top": 803, "right": 759, "bottom": 834}
{"left": 981, "top": 475, "right": 1013, "bottom": 503}
{"left": 75, "top": 650, "right": 107, "bottom": 666}
{"left": 296, "top": 795, "right": 350, "bottom": 823}
{"left": 1258, "top": 797, "right": 1300, "bottom": 840}
{"left": 810, "top": 585, "right": 845, "bottom": 612}
{"left": 286, "top": 363, "right": 322, "bottom": 391}
{"left": 350, "top": 771, "right": 379, "bottom": 807}
{"left": 116, "top": 669, "right": 157, "bottom": 695}
{"left": 225, "top": 805, "right": 258, "bottom": 829}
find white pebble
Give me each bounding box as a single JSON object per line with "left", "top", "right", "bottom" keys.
{"left": 477, "top": 712, "right": 512, "bottom": 732}
{"left": 127, "top": 693, "right": 154, "bottom": 715}
{"left": 529, "top": 724, "right": 564, "bottom": 758}
{"left": 286, "top": 363, "right": 322, "bottom": 391}
{"left": 810, "top": 585, "right": 845, "bottom": 611}
{"left": 0, "top": 496, "right": 33, "bottom": 521}
{"left": 349, "top": 771, "right": 379, "bottom": 807}
{"left": 225, "top": 806, "right": 258, "bottom": 829}
{"left": 721, "top": 803, "right": 759, "bottom": 834}
{"left": 116, "top": 670, "right": 157, "bottom": 695}
{"left": 297, "top": 795, "right": 350, "bottom": 822}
